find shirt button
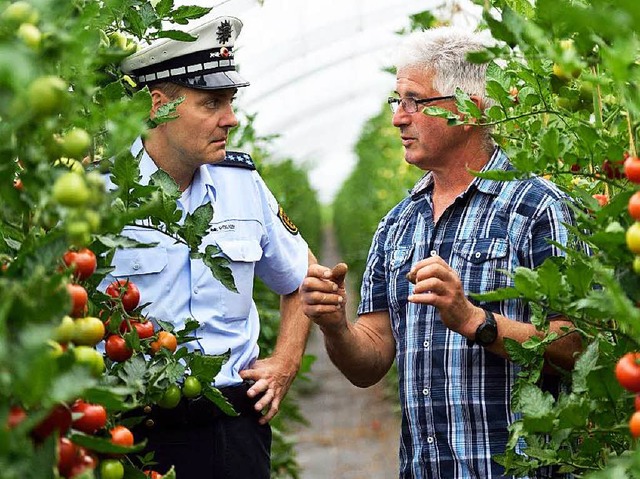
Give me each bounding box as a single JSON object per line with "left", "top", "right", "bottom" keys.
{"left": 422, "top": 388, "right": 430, "bottom": 396}
{"left": 132, "top": 262, "right": 140, "bottom": 270}
{"left": 194, "top": 287, "right": 199, "bottom": 294}
{"left": 474, "top": 252, "right": 482, "bottom": 259}
{"left": 430, "top": 250, "right": 437, "bottom": 256}
{"left": 145, "top": 419, "right": 155, "bottom": 428}
{"left": 423, "top": 340, "right": 429, "bottom": 348}
{"left": 427, "top": 436, "right": 434, "bottom": 444}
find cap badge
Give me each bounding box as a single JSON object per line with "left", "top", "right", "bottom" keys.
{"left": 217, "top": 20, "right": 233, "bottom": 44}
{"left": 220, "top": 46, "right": 230, "bottom": 58}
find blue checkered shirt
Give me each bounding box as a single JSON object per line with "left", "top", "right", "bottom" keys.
{"left": 358, "top": 148, "right": 574, "bottom": 478}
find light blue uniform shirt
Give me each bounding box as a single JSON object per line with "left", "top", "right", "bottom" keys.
{"left": 100, "top": 138, "right": 309, "bottom": 387}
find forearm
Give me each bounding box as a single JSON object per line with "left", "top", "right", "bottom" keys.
{"left": 320, "top": 313, "right": 395, "bottom": 388}
{"left": 273, "top": 289, "right": 312, "bottom": 372}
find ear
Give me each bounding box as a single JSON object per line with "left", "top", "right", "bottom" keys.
{"left": 149, "top": 89, "right": 169, "bottom": 120}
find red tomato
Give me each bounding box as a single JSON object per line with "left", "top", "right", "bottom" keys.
{"left": 63, "top": 248, "right": 97, "bottom": 281}
{"left": 71, "top": 400, "right": 107, "bottom": 434}
{"left": 110, "top": 425, "right": 134, "bottom": 447}
{"left": 67, "top": 283, "right": 88, "bottom": 317}
{"left": 57, "top": 437, "right": 79, "bottom": 478}
{"left": 150, "top": 331, "right": 177, "bottom": 355}
{"left": 105, "top": 335, "right": 133, "bottom": 362}
{"left": 145, "top": 471, "right": 163, "bottom": 479}
{"left": 631, "top": 411, "right": 640, "bottom": 438}
{"left": 635, "top": 394, "right": 640, "bottom": 411}
{"left": 7, "top": 405, "right": 26, "bottom": 428}
{"left": 602, "top": 159, "right": 625, "bottom": 179}
{"left": 120, "top": 318, "right": 154, "bottom": 339}
{"left": 629, "top": 192, "right": 640, "bottom": 221}
{"left": 66, "top": 448, "right": 97, "bottom": 478}
{"left": 106, "top": 279, "right": 141, "bottom": 312}
{"left": 625, "top": 157, "right": 640, "bottom": 184}
{"left": 616, "top": 352, "right": 640, "bottom": 392}
{"left": 32, "top": 404, "right": 72, "bottom": 441}
{"left": 592, "top": 194, "right": 609, "bottom": 207}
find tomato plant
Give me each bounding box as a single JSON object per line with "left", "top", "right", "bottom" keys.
{"left": 71, "top": 400, "right": 107, "bottom": 434}
{"left": 106, "top": 279, "right": 141, "bottom": 312}
{"left": 63, "top": 248, "right": 97, "bottom": 281}
{"left": 120, "top": 318, "right": 154, "bottom": 339}
{"left": 625, "top": 157, "right": 640, "bottom": 184}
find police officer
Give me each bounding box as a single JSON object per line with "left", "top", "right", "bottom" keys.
{"left": 102, "top": 16, "right": 315, "bottom": 478}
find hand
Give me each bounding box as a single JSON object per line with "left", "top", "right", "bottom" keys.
{"left": 407, "top": 255, "right": 483, "bottom": 336}
{"left": 299, "top": 263, "right": 348, "bottom": 332}
{"left": 239, "top": 355, "right": 298, "bottom": 424}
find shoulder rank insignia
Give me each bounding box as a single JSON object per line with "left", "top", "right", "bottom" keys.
{"left": 215, "top": 151, "right": 256, "bottom": 170}
{"left": 278, "top": 205, "right": 299, "bottom": 235}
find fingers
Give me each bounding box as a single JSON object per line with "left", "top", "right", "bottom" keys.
{"left": 324, "top": 263, "right": 348, "bottom": 287}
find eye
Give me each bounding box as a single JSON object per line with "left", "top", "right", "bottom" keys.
{"left": 205, "top": 99, "right": 221, "bottom": 109}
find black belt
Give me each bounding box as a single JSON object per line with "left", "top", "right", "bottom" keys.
{"left": 127, "top": 383, "right": 261, "bottom": 430}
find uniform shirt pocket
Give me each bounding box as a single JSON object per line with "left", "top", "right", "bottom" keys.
{"left": 215, "top": 239, "right": 263, "bottom": 320}
{"left": 111, "top": 247, "right": 168, "bottom": 277}
{"left": 452, "top": 237, "right": 510, "bottom": 294}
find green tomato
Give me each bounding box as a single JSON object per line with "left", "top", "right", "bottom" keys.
{"left": 2, "top": 1, "right": 39, "bottom": 24}
{"left": 17, "top": 23, "right": 41, "bottom": 49}
{"left": 27, "top": 75, "right": 67, "bottom": 115}
{"left": 54, "top": 315, "right": 76, "bottom": 344}
{"left": 182, "top": 376, "right": 202, "bottom": 398}
{"left": 633, "top": 256, "right": 640, "bottom": 275}
{"left": 157, "top": 384, "right": 182, "bottom": 409}
{"left": 60, "top": 128, "right": 91, "bottom": 159}
{"left": 627, "top": 223, "right": 640, "bottom": 255}
{"left": 100, "top": 459, "right": 124, "bottom": 479}
{"left": 72, "top": 316, "right": 105, "bottom": 347}
{"left": 52, "top": 172, "right": 90, "bottom": 207}
{"left": 73, "top": 346, "right": 105, "bottom": 377}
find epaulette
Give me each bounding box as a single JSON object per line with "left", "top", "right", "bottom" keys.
{"left": 214, "top": 151, "right": 256, "bottom": 170}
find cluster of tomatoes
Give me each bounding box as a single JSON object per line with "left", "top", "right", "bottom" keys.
{"left": 625, "top": 154, "right": 640, "bottom": 261}
{"left": 8, "top": 399, "right": 136, "bottom": 478}
{"left": 42, "top": 246, "right": 181, "bottom": 478}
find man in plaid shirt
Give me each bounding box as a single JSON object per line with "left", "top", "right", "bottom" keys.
{"left": 300, "top": 27, "right": 582, "bottom": 478}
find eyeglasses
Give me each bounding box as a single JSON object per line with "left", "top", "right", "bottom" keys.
{"left": 387, "top": 95, "right": 456, "bottom": 114}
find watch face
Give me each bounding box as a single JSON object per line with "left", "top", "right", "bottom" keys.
{"left": 477, "top": 324, "right": 497, "bottom": 345}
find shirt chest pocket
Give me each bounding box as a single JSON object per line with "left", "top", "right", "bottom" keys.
{"left": 109, "top": 247, "right": 169, "bottom": 305}
{"left": 452, "top": 237, "right": 511, "bottom": 294}
{"left": 387, "top": 245, "right": 414, "bottom": 313}
{"left": 215, "top": 239, "right": 263, "bottom": 320}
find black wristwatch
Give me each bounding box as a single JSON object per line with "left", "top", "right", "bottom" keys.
{"left": 467, "top": 309, "right": 498, "bottom": 347}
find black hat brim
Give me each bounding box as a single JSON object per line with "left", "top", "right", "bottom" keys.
{"left": 171, "top": 70, "right": 250, "bottom": 90}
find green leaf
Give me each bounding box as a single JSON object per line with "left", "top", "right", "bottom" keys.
{"left": 471, "top": 286, "right": 521, "bottom": 302}
{"left": 69, "top": 432, "right": 146, "bottom": 454}
{"left": 155, "top": 30, "right": 197, "bottom": 42}
{"left": 513, "top": 267, "right": 542, "bottom": 299}
{"left": 203, "top": 387, "right": 238, "bottom": 417}
{"left": 454, "top": 88, "right": 483, "bottom": 119}
{"left": 148, "top": 96, "right": 184, "bottom": 128}
{"left": 150, "top": 169, "right": 180, "bottom": 199}
{"left": 181, "top": 203, "right": 213, "bottom": 251}
{"left": 203, "top": 244, "right": 238, "bottom": 292}
{"left": 110, "top": 150, "right": 142, "bottom": 193}
{"left": 422, "top": 106, "right": 461, "bottom": 124}
{"left": 189, "top": 350, "right": 229, "bottom": 383}
{"left": 572, "top": 341, "right": 599, "bottom": 394}
{"left": 169, "top": 5, "right": 211, "bottom": 24}
{"left": 155, "top": 0, "right": 173, "bottom": 17}
{"left": 517, "top": 382, "right": 556, "bottom": 433}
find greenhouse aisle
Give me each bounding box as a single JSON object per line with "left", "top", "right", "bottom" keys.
{"left": 291, "top": 227, "right": 401, "bottom": 479}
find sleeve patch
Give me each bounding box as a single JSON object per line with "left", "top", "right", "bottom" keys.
{"left": 278, "top": 205, "right": 299, "bottom": 235}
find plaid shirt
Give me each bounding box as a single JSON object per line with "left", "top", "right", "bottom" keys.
{"left": 358, "top": 148, "right": 574, "bottom": 479}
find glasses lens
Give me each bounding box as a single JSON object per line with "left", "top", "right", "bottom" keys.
{"left": 388, "top": 98, "right": 400, "bottom": 113}
{"left": 402, "top": 98, "right": 417, "bottom": 114}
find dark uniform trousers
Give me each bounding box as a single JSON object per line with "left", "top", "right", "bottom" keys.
{"left": 130, "top": 383, "right": 271, "bottom": 478}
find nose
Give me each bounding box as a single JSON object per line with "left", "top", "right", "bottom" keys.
{"left": 392, "top": 107, "right": 410, "bottom": 128}
{"left": 220, "top": 103, "right": 238, "bottom": 128}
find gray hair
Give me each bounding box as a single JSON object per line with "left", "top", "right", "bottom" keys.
{"left": 394, "top": 27, "right": 493, "bottom": 105}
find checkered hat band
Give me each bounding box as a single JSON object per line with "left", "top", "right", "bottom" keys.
{"left": 133, "top": 48, "right": 235, "bottom": 84}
